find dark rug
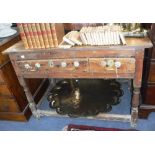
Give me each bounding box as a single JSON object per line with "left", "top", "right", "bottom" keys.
{"left": 64, "top": 124, "right": 136, "bottom": 131}
{"left": 48, "top": 79, "right": 123, "bottom": 117}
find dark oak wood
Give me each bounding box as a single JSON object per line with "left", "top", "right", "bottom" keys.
{"left": 4, "top": 37, "right": 152, "bottom": 126}
{"left": 139, "top": 24, "right": 155, "bottom": 119}
{"left": 0, "top": 33, "right": 49, "bottom": 121}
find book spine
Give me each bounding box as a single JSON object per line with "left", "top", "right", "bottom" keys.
{"left": 50, "top": 23, "right": 58, "bottom": 47}
{"left": 40, "top": 23, "right": 50, "bottom": 48}
{"left": 22, "top": 23, "right": 33, "bottom": 49}
{"left": 17, "top": 23, "right": 29, "bottom": 49}
{"left": 27, "top": 23, "right": 37, "bottom": 48}
{"left": 45, "top": 23, "right": 54, "bottom": 47}
{"left": 35, "top": 23, "right": 45, "bottom": 48}
{"left": 31, "top": 23, "right": 41, "bottom": 48}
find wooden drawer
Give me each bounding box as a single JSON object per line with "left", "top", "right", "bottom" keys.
{"left": 0, "top": 84, "right": 12, "bottom": 96}
{"left": 17, "top": 58, "right": 89, "bottom": 73}
{"left": 148, "top": 62, "right": 155, "bottom": 82}
{"left": 0, "top": 98, "right": 20, "bottom": 112}
{"left": 89, "top": 58, "right": 135, "bottom": 74}
{"left": 0, "top": 73, "right": 5, "bottom": 83}
{"left": 144, "top": 85, "right": 155, "bottom": 105}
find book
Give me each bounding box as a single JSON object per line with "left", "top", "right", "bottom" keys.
{"left": 22, "top": 23, "right": 33, "bottom": 49}
{"left": 119, "top": 32, "right": 126, "bottom": 45}
{"left": 58, "top": 40, "right": 72, "bottom": 48}
{"left": 50, "top": 23, "right": 64, "bottom": 47}
{"left": 79, "top": 25, "right": 124, "bottom": 46}
{"left": 40, "top": 23, "right": 50, "bottom": 48}
{"left": 80, "top": 27, "right": 87, "bottom": 45}
{"left": 35, "top": 23, "right": 45, "bottom": 48}
{"left": 45, "top": 23, "right": 54, "bottom": 47}
{"left": 63, "top": 32, "right": 75, "bottom": 46}
{"left": 31, "top": 23, "right": 41, "bottom": 48}
{"left": 17, "top": 23, "right": 29, "bottom": 49}
{"left": 68, "top": 31, "right": 82, "bottom": 45}
{"left": 27, "top": 23, "right": 37, "bottom": 48}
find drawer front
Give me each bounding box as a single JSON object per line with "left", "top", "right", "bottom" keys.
{"left": 0, "top": 84, "right": 12, "bottom": 96}
{"left": 89, "top": 58, "right": 135, "bottom": 74}
{"left": 0, "top": 98, "right": 20, "bottom": 112}
{"left": 148, "top": 62, "right": 155, "bottom": 82}
{"left": 144, "top": 85, "right": 155, "bottom": 105}
{"left": 0, "top": 73, "right": 5, "bottom": 83}
{"left": 17, "top": 58, "right": 89, "bottom": 73}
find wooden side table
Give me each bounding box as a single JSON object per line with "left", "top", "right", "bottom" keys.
{"left": 4, "top": 37, "right": 152, "bottom": 126}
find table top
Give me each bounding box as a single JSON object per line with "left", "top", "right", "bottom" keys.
{"left": 3, "top": 37, "right": 153, "bottom": 54}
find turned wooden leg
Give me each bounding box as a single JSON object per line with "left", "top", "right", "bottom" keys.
{"left": 131, "top": 87, "right": 140, "bottom": 127}
{"left": 18, "top": 76, "right": 40, "bottom": 118}
{"left": 130, "top": 50, "right": 144, "bottom": 127}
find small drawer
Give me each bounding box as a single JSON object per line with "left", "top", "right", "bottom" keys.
{"left": 0, "top": 84, "right": 12, "bottom": 96}
{"left": 89, "top": 58, "right": 135, "bottom": 74}
{"left": 17, "top": 58, "right": 89, "bottom": 73}
{"left": 0, "top": 98, "right": 20, "bottom": 112}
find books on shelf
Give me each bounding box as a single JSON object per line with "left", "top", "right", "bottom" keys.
{"left": 17, "top": 23, "right": 65, "bottom": 49}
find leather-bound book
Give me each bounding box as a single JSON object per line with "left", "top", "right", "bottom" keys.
{"left": 17, "top": 23, "right": 29, "bottom": 49}
{"left": 31, "top": 23, "right": 41, "bottom": 49}
{"left": 45, "top": 23, "right": 54, "bottom": 47}
{"left": 40, "top": 23, "right": 50, "bottom": 48}
{"left": 50, "top": 23, "right": 64, "bottom": 47}
{"left": 22, "top": 23, "right": 33, "bottom": 49}
{"left": 35, "top": 23, "right": 45, "bottom": 48}
{"left": 27, "top": 23, "right": 37, "bottom": 48}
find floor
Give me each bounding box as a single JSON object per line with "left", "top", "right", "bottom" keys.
{"left": 0, "top": 82, "right": 155, "bottom": 131}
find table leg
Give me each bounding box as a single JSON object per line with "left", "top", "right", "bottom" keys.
{"left": 131, "top": 87, "right": 140, "bottom": 127}
{"left": 18, "top": 76, "right": 40, "bottom": 118}
{"left": 131, "top": 50, "right": 144, "bottom": 127}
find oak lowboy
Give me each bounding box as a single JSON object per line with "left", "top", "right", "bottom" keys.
{"left": 4, "top": 37, "right": 152, "bottom": 127}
